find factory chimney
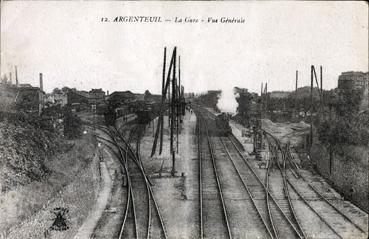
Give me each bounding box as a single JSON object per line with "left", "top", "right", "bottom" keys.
{"left": 15, "top": 66, "right": 18, "bottom": 87}
{"left": 107, "top": 90, "right": 109, "bottom": 96}
{"left": 39, "top": 73, "right": 43, "bottom": 91}
{"left": 9, "top": 72, "right": 12, "bottom": 84}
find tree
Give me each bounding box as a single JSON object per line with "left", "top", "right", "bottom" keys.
{"left": 197, "top": 90, "right": 220, "bottom": 111}
{"left": 61, "top": 87, "right": 71, "bottom": 94}
{"left": 53, "top": 88, "right": 62, "bottom": 94}
{"left": 330, "top": 89, "right": 363, "bottom": 117}
{"left": 235, "top": 90, "right": 253, "bottom": 127}
{"left": 63, "top": 111, "right": 83, "bottom": 139}
{"left": 318, "top": 88, "right": 367, "bottom": 147}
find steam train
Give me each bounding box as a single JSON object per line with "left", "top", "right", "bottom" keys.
{"left": 215, "top": 112, "right": 232, "bottom": 136}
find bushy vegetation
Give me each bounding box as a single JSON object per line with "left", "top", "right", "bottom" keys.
{"left": 235, "top": 89, "right": 254, "bottom": 127}
{"left": 0, "top": 116, "right": 65, "bottom": 192}
{"left": 1, "top": 111, "right": 55, "bottom": 132}
{"left": 197, "top": 90, "right": 221, "bottom": 111}
{"left": 63, "top": 110, "right": 83, "bottom": 139}
{"left": 318, "top": 88, "right": 368, "bottom": 147}
{"left": 266, "top": 87, "right": 322, "bottom": 115}
{"left": 318, "top": 117, "right": 369, "bottom": 146}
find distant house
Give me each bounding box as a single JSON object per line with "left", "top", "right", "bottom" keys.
{"left": 134, "top": 93, "right": 145, "bottom": 102}
{"left": 184, "top": 92, "right": 195, "bottom": 100}
{"left": 67, "top": 90, "right": 89, "bottom": 106}
{"left": 18, "top": 83, "right": 33, "bottom": 88}
{"left": 108, "top": 91, "right": 137, "bottom": 107}
{"left": 66, "top": 88, "right": 106, "bottom": 107}
{"left": 338, "top": 71, "right": 368, "bottom": 91}
{"left": 143, "top": 90, "right": 161, "bottom": 104}
{"left": 45, "top": 92, "right": 68, "bottom": 107}
{"left": 115, "top": 105, "right": 130, "bottom": 116}
{"left": 16, "top": 86, "right": 45, "bottom": 115}
{"left": 207, "top": 90, "right": 221, "bottom": 95}
{"left": 89, "top": 88, "right": 105, "bottom": 104}
{"left": 269, "top": 91, "right": 290, "bottom": 99}
{"left": 54, "top": 92, "right": 68, "bottom": 106}
{"left": 338, "top": 71, "right": 368, "bottom": 110}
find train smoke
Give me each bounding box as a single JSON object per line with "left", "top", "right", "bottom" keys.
{"left": 217, "top": 87, "right": 238, "bottom": 115}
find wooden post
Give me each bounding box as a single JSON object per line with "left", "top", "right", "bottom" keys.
{"left": 310, "top": 66, "right": 314, "bottom": 147}
{"left": 264, "top": 83, "right": 268, "bottom": 116}
{"left": 177, "top": 56, "right": 181, "bottom": 153}
{"left": 295, "top": 70, "right": 298, "bottom": 118}
{"left": 171, "top": 47, "right": 177, "bottom": 176}
{"left": 295, "top": 70, "right": 298, "bottom": 92}
{"left": 260, "top": 82, "right": 263, "bottom": 117}
{"left": 320, "top": 66, "right": 324, "bottom": 121}
{"left": 15, "top": 65, "right": 18, "bottom": 87}
{"left": 159, "top": 47, "right": 166, "bottom": 154}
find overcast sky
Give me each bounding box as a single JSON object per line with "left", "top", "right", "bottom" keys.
{"left": 1, "top": 1, "right": 368, "bottom": 94}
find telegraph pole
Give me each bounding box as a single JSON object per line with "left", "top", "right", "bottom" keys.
{"left": 15, "top": 65, "right": 19, "bottom": 87}
{"left": 264, "top": 83, "right": 268, "bottom": 117}
{"left": 310, "top": 66, "right": 313, "bottom": 146}
{"left": 320, "top": 66, "right": 324, "bottom": 121}
{"left": 177, "top": 56, "right": 181, "bottom": 153}
{"left": 160, "top": 47, "right": 166, "bottom": 154}
{"left": 150, "top": 47, "right": 183, "bottom": 177}
{"left": 295, "top": 70, "right": 298, "bottom": 118}
{"left": 171, "top": 48, "right": 177, "bottom": 176}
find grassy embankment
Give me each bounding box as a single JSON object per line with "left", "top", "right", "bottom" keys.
{"left": 0, "top": 122, "right": 100, "bottom": 237}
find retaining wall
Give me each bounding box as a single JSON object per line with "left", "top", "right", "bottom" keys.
{"left": 311, "top": 142, "right": 368, "bottom": 212}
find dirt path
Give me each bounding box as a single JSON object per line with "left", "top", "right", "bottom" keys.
{"left": 73, "top": 161, "right": 112, "bottom": 239}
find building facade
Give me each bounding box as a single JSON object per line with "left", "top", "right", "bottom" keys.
{"left": 89, "top": 88, "right": 105, "bottom": 104}
{"left": 45, "top": 92, "right": 68, "bottom": 106}
{"left": 16, "top": 86, "right": 45, "bottom": 115}
{"left": 338, "top": 71, "right": 368, "bottom": 91}
{"left": 337, "top": 71, "right": 368, "bottom": 110}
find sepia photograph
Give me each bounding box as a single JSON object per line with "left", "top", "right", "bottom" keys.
{"left": 0, "top": 1, "right": 368, "bottom": 238}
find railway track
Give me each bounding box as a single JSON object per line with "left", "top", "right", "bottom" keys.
{"left": 265, "top": 137, "right": 306, "bottom": 239}
{"left": 86, "top": 106, "right": 367, "bottom": 238}
{"left": 93, "top": 126, "right": 138, "bottom": 238}
{"left": 218, "top": 135, "right": 274, "bottom": 239}
{"left": 197, "top": 115, "right": 232, "bottom": 239}
{"left": 221, "top": 136, "right": 302, "bottom": 239}
{"left": 195, "top": 107, "right": 304, "bottom": 239}
{"left": 265, "top": 131, "right": 368, "bottom": 239}
{"left": 93, "top": 124, "right": 167, "bottom": 239}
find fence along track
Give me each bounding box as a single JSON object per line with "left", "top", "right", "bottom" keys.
{"left": 197, "top": 114, "right": 233, "bottom": 239}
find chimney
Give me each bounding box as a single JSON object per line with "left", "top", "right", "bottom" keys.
{"left": 39, "top": 73, "right": 43, "bottom": 91}
{"left": 15, "top": 65, "right": 18, "bottom": 87}
{"left": 295, "top": 70, "right": 298, "bottom": 92}
{"left": 107, "top": 90, "right": 109, "bottom": 96}
{"left": 9, "top": 72, "right": 12, "bottom": 84}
